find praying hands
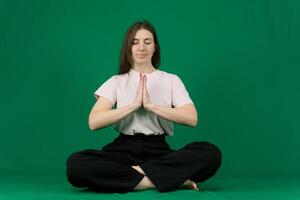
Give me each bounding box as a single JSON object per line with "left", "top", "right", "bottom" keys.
{"left": 133, "top": 73, "right": 154, "bottom": 112}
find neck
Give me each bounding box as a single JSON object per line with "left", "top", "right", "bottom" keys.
{"left": 133, "top": 63, "right": 156, "bottom": 74}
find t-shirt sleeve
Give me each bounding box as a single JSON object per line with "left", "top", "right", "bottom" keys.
{"left": 93, "top": 75, "right": 117, "bottom": 105}
{"left": 171, "top": 75, "right": 194, "bottom": 108}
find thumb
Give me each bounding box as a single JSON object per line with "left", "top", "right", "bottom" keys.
{"left": 139, "top": 74, "right": 144, "bottom": 88}
{"left": 143, "top": 76, "right": 147, "bottom": 92}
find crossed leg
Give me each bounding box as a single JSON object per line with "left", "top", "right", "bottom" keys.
{"left": 66, "top": 141, "right": 221, "bottom": 193}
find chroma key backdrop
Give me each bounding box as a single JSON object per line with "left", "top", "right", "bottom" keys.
{"left": 0, "top": 0, "right": 299, "bottom": 199}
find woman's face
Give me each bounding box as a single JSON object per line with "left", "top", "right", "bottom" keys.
{"left": 131, "top": 29, "right": 155, "bottom": 65}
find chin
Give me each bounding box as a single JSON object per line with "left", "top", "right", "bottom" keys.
{"left": 135, "top": 58, "right": 148, "bottom": 63}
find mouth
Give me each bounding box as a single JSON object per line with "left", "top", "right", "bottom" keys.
{"left": 137, "top": 54, "right": 147, "bottom": 57}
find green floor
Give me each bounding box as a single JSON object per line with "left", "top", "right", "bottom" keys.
{"left": 0, "top": 172, "right": 299, "bottom": 200}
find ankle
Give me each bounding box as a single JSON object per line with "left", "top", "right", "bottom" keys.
{"left": 132, "top": 165, "right": 146, "bottom": 175}
{"left": 134, "top": 176, "right": 155, "bottom": 190}
{"left": 144, "top": 176, "right": 155, "bottom": 188}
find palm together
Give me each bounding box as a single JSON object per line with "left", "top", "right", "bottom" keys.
{"left": 137, "top": 73, "right": 153, "bottom": 111}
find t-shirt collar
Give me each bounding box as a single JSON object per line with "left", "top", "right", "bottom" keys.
{"left": 129, "top": 68, "right": 158, "bottom": 77}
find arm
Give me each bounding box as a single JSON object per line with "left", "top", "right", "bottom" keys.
{"left": 147, "top": 103, "right": 198, "bottom": 127}
{"left": 90, "top": 74, "right": 145, "bottom": 131}
{"left": 89, "top": 96, "right": 139, "bottom": 131}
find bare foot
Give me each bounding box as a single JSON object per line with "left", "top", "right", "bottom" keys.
{"left": 181, "top": 179, "right": 199, "bottom": 191}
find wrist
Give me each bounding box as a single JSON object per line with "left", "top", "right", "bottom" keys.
{"left": 131, "top": 102, "right": 141, "bottom": 111}
{"left": 145, "top": 103, "right": 156, "bottom": 112}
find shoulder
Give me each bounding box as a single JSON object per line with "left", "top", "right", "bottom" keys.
{"left": 156, "top": 69, "right": 179, "bottom": 79}
{"left": 157, "top": 69, "right": 184, "bottom": 86}
{"left": 98, "top": 74, "right": 119, "bottom": 88}
{"left": 104, "top": 74, "right": 118, "bottom": 83}
{"left": 106, "top": 74, "right": 123, "bottom": 83}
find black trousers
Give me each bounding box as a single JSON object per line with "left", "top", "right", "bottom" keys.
{"left": 66, "top": 132, "right": 222, "bottom": 193}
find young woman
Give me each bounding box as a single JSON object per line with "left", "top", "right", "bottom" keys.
{"left": 66, "top": 20, "right": 222, "bottom": 193}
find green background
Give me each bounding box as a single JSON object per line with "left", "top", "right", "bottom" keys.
{"left": 1, "top": 0, "right": 299, "bottom": 183}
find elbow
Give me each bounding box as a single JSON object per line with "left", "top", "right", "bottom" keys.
{"left": 190, "top": 118, "right": 198, "bottom": 127}
{"left": 190, "top": 114, "right": 198, "bottom": 127}
{"left": 89, "top": 123, "right": 96, "bottom": 131}
{"left": 88, "top": 114, "right": 96, "bottom": 131}
{"left": 182, "top": 105, "right": 198, "bottom": 127}
{"left": 89, "top": 120, "right": 96, "bottom": 131}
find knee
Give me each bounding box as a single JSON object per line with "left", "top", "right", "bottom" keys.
{"left": 208, "top": 143, "right": 222, "bottom": 168}
{"left": 66, "top": 150, "right": 95, "bottom": 188}
{"left": 66, "top": 151, "right": 85, "bottom": 180}
{"left": 186, "top": 141, "right": 222, "bottom": 167}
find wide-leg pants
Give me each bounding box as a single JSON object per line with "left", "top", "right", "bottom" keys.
{"left": 66, "top": 132, "right": 222, "bottom": 193}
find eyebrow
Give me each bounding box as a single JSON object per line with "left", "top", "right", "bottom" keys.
{"left": 133, "top": 38, "right": 152, "bottom": 40}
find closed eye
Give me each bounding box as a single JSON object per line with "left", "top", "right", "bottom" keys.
{"left": 132, "top": 38, "right": 153, "bottom": 45}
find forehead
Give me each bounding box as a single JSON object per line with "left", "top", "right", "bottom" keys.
{"left": 134, "top": 29, "right": 154, "bottom": 39}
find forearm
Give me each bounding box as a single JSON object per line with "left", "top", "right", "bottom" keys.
{"left": 148, "top": 104, "right": 198, "bottom": 127}
{"left": 89, "top": 103, "right": 137, "bottom": 131}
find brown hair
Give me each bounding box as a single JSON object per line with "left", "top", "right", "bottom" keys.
{"left": 118, "top": 20, "right": 161, "bottom": 75}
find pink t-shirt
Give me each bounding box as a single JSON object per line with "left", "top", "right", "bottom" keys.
{"left": 94, "top": 68, "right": 194, "bottom": 136}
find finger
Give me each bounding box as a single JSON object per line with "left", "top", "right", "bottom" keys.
{"left": 142, "top": 75, "right": 146, "bottom": 88}
{"left": 139, "top": 74, "right": 144, "bottom": 88}
{"left": 140, "top": 78, "right": 143, "bottom": 88}
{"left": 140, "top": 73, "right": 143, "bottom": 82}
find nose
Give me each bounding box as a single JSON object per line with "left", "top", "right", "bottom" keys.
{"left": 138, "top": 43, "right": 146, "bottom": 51}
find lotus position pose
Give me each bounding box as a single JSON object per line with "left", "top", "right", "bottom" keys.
{"left": 66, "top": 20, "right": 222, "bottom": 193}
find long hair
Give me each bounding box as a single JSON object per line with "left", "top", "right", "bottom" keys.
{"left": 118, "top": 20, "right": 161, "bottom": 75}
